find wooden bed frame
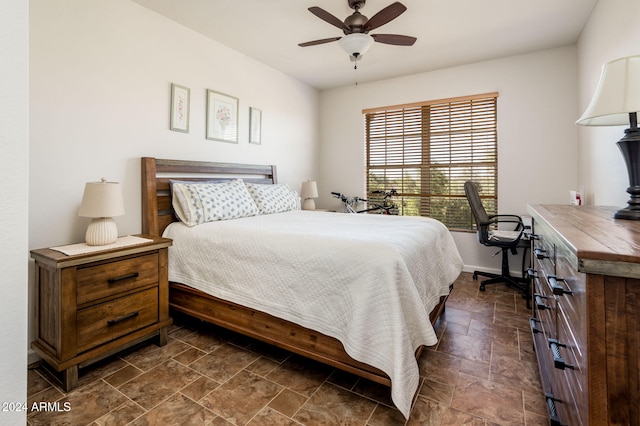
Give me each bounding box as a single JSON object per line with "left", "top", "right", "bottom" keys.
{"left": 141, "top": 157, "right": 450, "bottom": 386}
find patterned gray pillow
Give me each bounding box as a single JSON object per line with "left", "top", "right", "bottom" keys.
{"left": 171, "top": 179, "right": 259, "bottom": 226}
{"left": 245, "top": 183, "right": 301, "bottom": 214}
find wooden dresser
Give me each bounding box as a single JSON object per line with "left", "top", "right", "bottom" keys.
{"left": 30, "top": 235, "right": 173, "bottom": 391}
{"left": 528, "top": 204, "right": 640, "bottom": 426}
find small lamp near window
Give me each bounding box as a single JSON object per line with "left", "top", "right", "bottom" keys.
{"left": 78, "top": 178, "right": 125, "bottom": 245}
{"left": 577, "top": 55, "right": 640, "bottom": 219}
{"left": 301, "top": 180, "right": 319, "bottom": 211}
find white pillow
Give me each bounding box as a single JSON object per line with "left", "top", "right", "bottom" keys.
{"left": 245, "top": 183, "right": 301, "bottom": 214}
{"left": 171, "top": 179, "right": 259, "bottom": 226}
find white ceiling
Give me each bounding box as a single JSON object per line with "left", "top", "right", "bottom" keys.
{"left": 133, "top": 0, "right": 598, "bottom": 90}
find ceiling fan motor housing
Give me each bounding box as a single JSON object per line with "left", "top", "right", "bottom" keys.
{"left": 344, "top": 12, "right": 368, "bottom": 33}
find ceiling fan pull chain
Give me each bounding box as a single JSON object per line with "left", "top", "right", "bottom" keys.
{"left": 354, "top": 60, "right": 359, "bottom": 85}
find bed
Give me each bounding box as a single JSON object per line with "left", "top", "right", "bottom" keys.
{"left": 141, "top": 157, "right": 463, "bottom": 418}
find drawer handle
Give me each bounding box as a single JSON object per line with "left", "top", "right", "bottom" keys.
{"left": 534, "top": 247, "right": 548, "bottom": 259}
{"left": 534, "top": 294, "right": 550, "bottom": 310}
{"left": 548, "top": 275, "right": 573, "bottom": 296}
{"left": 527, "top": 233, "right": 539, "bottom": 240}
{"left": 107, "top": 311, "right": 139, "bottom": 326}
{"left": 527, "top": 268, "right": 538, "bottom": 278}
{"left": 548, "top": 339, "right": 575, "bottom": 370}
{"left": 545, "top": 393, "right": 564, "bottom": 426}
{"left": 108, "top": 272, "right": 139, "bottom": 284}
{"left": 530, "top": 317, "right": 542, "bottom": 334}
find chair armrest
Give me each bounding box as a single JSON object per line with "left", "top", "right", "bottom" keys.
{"left": 489, "top": 214, "right": 523, "bottom": 221}
{"left": 486, "top": 214, "right": 524, "bottom": 232}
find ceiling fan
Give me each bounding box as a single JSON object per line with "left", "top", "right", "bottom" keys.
{"left": 298, "top": 0, "right": 417, "bottom": 62}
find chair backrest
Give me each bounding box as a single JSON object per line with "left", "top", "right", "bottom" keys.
{"left": 464, "top": 180, "right": 491, "bottom": 244}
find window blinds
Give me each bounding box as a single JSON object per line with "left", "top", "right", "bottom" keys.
{"left": 364, "top": 93, "right": 498, "bottom": 230}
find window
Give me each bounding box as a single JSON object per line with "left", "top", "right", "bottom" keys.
{"left": 364, "top": 93, "right": 498, "bottom": 231}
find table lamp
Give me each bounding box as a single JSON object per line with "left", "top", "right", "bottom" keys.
{"left": 301, "top": 180, "right": 319, "bottom": 210}
{"left": 78, "top": 178, "right": 125, "bottom": 245}
{"left": 576, "top": 55, "right": 640, "bottom": 219}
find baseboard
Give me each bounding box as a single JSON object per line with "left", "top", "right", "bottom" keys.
{"left": 462, "top": 265, "right": 499, "bottom": 275}
{"left": 28, "top": 348, "right": 40, "bottom": 367}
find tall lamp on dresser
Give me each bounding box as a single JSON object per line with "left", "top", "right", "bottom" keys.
{"left": 576, "top": 55, "right": 640, "bottom": 219}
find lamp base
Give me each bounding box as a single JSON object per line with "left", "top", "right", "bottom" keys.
{"left": 302, "top": 199, "right": 316, "bottom": 211}
{"left": 85, "top": 217, "right": 118, "bottom": 246}
{"left": 613, "top": 206, "right": 640, "bottom": 220}
{"left": 615, "top": 124, "right": 640, "bottom": 220}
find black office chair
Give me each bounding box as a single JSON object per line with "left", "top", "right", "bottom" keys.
{"left": 464, "top": 181, "right": 529, "bottom": 299}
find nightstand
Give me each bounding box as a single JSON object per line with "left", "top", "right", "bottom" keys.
{"left": 30, "top": 235, "right": 173, "bottom": 391}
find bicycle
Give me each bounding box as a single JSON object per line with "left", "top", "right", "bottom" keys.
{"left": 331, "top": 192, "right": 367, "bottom": 213}
{"left": 331, "top": 189, "right": 398, "bottom": 214}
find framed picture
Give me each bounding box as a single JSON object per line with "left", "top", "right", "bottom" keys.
{"left": 249, "top": 107, "right": 262, "bottom": 145}
{"left": 170, "top": 83, "right": 190, "bottom": 133}
{"left": 206, "top": 89, "right": 238, "bottom": 143}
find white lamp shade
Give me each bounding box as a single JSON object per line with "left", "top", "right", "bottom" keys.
{"left": 300, "top": 180, "right": 319, "bottom": 199}
{"left": 78, "top": 178, "right": 125, "bottom": 218}
{"left": 577, "top": 55, "right": 640, "bottom": 126}
{"left": 338, "top": 33, "right": 374, "bottom": 59}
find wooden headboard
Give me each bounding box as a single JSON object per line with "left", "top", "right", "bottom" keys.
{"left": 141, "top": 157, "right": 278, "bottom": 236}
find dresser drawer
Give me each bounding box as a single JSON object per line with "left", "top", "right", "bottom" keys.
{"left": 533, "top": 266, "right": 557, "bottom": 337}
{"left": 76, "top": 287, "right": 159, "bottom": 353}
{"left": 551, "top": 371, "right": 582, "bottom": 426}
{"left": 533, "top": 286, "right": 555, "bottom": 335}
{"left": 554, "top": 250, "right": 586, "bottom": 350}
{"left": 557, "top": 312, "right": 586, "bottom": 418}
{"left": 532, "top": 319, "right": 579, "bottom": 426}
{"left": 539, "top": 319, "right": 582, "bottom": 426}
{"left": 76, "top": 253, "right": 159, "bottom": 305}
{"left": 532, "top": 229, "right": 555, "bottom": 273}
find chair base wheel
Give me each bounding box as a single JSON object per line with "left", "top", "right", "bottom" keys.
{"left": 479, "top": 284, "right": 486, "bottom": 291}
{"left": 472, "top": 273, "right": 478, "bottom": 280}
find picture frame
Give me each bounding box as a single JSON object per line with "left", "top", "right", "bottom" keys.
{"left": 206, "top": 89, "right": 238, "bottom": 143}
{"left": 170, "top": 83, "right": 190, "bottom": 133}
{"left": 249, "top": 107, "right": 262, "bottom": 145}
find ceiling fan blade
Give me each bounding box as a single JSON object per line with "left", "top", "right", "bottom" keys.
{"left": 371, "top": 34, "right": 417, "bottom": 46}
{"left": 363, "top": 2, "right": 407, "bottom": 32}
{"left": 298, "top": 37, "right": 342, "bottom": 47}
{"left": 308, "top": 6, "right": 350, "bottom": 32}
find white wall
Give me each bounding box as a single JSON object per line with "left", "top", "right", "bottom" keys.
{"left": 318, "top": 47, "right": 578, "bottom": 272}
{"left": 577, "top": 0, "right": 640, "bottom": 206}
{"left": 0, "top": 0, "right": 28, "bottom": 424}
{"left": 29, "top": 0, "right": 319, "bottom": 356}
{"left": 30, "top": 0, "right": 319, "bottom": 250}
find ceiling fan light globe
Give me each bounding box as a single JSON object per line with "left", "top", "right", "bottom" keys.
{"left": 339, "top": 33, "right": 374, "bottom": 58}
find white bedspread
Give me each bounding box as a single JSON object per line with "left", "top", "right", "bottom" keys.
{"left": 163, "top": 210, "right": 463, "bottom": 418}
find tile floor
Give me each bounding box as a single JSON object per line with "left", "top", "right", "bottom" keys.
{"left": 27, "top": 272, "right": 549, "bottom": 425}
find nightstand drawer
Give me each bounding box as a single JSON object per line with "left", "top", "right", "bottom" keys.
{"left": 76, "top": 253, "right": 159, "bottom": 305}
{"left": 76, "top": 287, "right": 159, "bottom": 353}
